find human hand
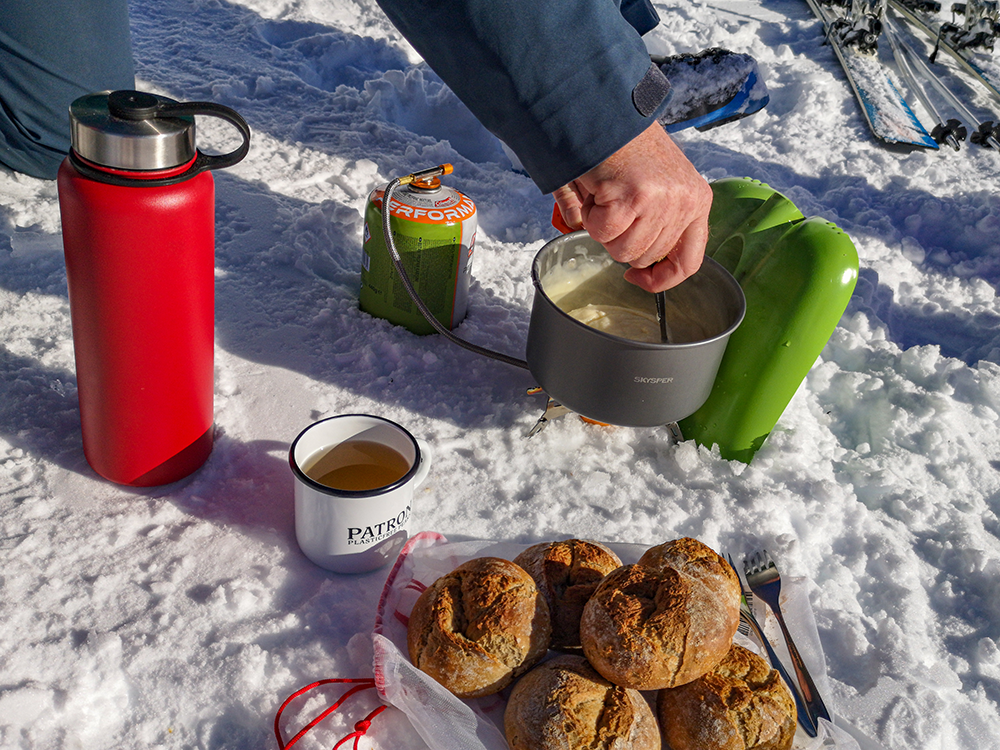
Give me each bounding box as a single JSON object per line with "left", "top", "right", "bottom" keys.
{"left": 551, "top": 122, "right": 712, "bottom": 293}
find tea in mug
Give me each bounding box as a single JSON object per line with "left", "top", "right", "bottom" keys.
{"left": 303, "top": 439, "right": 410, "bottom": 491}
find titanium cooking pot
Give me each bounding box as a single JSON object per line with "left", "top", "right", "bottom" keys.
{"left": 525, "top": 231, "right": 746, "bottom": 427}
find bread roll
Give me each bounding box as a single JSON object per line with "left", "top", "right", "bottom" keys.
{"left": 513, "top": 539, "right": 622, "bottom": 650}
{"left": 504, "top": 655, "right": 660, "bottom": 750}
{"left": 406, "top": 556, "right": 551, "bottom": 698}
{"left": 657, "top": 643, "right": 796, "bottom": 750}
{"left": 580, "top": 537, "right": 740, "bottom": 690}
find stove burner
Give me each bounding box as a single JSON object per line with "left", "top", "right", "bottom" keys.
{"left": 525, "top": 388, "right": 684, "bottom": 440}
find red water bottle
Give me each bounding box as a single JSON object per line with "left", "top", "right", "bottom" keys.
{"left": 57, "top": 90, "right": 250, "bottom": 486}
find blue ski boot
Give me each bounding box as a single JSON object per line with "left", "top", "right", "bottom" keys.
{"left": 655, "top": 48, "right": 770, "bottom": 132}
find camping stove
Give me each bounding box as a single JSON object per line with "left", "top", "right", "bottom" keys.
{"left": 525, "top": 387, "right": 685, "bottom": 441}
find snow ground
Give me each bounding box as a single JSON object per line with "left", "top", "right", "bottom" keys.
{"left": 2, "top": 1, "right": 1000, "bottom": 748}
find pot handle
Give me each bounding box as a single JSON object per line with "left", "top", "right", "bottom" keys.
{"left": 551, "top": 203, "right": 576, "bottom": 234}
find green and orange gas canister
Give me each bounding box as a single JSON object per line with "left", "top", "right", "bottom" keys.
{"left": 359, "top": 165, "right": 477, "bottom": 335}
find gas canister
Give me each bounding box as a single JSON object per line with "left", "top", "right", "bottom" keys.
{"left": 359, "top": 170, "right": 477, "bottom": 335}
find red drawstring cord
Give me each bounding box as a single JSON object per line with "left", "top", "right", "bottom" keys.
{"left": 274, "top": 678, "right": 386, "bottom": 750}
{"left": 332, "top": 705, "right": 389, "bottom": 750}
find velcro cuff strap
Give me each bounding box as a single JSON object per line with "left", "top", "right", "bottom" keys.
{"left": 632, "top": 62, "right": 671, "bottom": 117}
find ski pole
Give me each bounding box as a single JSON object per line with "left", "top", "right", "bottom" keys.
{"left": 884, "top": 16, "right": 968, "bottom": 148}
{"left": 886, "top": 11, "right": 1000, "bottom": 148}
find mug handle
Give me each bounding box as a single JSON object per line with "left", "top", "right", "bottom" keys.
{"left": 414, "top": 439, "right": 433, "bottom": 487}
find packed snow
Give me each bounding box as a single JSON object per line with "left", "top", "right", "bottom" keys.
{"left": 3, "top": 0, "right": 1000, "bottom": 748}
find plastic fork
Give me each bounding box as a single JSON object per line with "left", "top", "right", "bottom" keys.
{"left": 726, "top": 554, "right": 817, "bottom": 737}
{"left": 744, "top": 550, "right": 832, "bottom": 729}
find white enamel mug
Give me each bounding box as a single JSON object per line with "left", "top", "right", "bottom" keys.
{"left": 289, "top": 414, "right": 432, "bottom": 574}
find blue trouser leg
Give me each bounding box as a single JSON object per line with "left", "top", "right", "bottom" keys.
{"left": 0, "top": 0, "right": 135, "bottom": 179}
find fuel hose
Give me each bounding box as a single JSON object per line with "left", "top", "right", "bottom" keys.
{"left": 380, "top": 170, "right": 530, "bottom": 370}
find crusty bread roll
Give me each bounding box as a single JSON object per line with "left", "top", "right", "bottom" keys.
{"left": 513, "top": 539, "right": 622, "bottom": 650}
{"left": 657, "top": 643, "right": 796, "bottom": 750}
{"left": 580, "top": 537, "right": 740, "bottom": 690}
{"left": 504, "top": 655, "right": 660, "bottom": 750}
{"left": 406, "top": 556, "right": 551, "bottom": 698}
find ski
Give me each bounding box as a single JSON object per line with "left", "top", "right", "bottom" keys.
{"left": 804, "top": 0, "right": 940, "bottom": 149}
{"left": 886, "top": 10, "right": 1000, "bottom": 147}
{"left": 888, "top": 0, "right": 1000, "bottom": 101}
{"left": 884, "top": 12, "right": 969, "bottom": 147}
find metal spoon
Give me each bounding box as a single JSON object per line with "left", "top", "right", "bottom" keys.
{"left": 655, "top": 291, "right": 671, "bottom": 343}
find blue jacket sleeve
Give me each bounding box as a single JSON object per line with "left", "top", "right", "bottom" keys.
{"left": 375, "top": 0, "right": 671, "bottom": 195}
{"left": 0, "top": 0, "right": 134, "bottom": 179}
